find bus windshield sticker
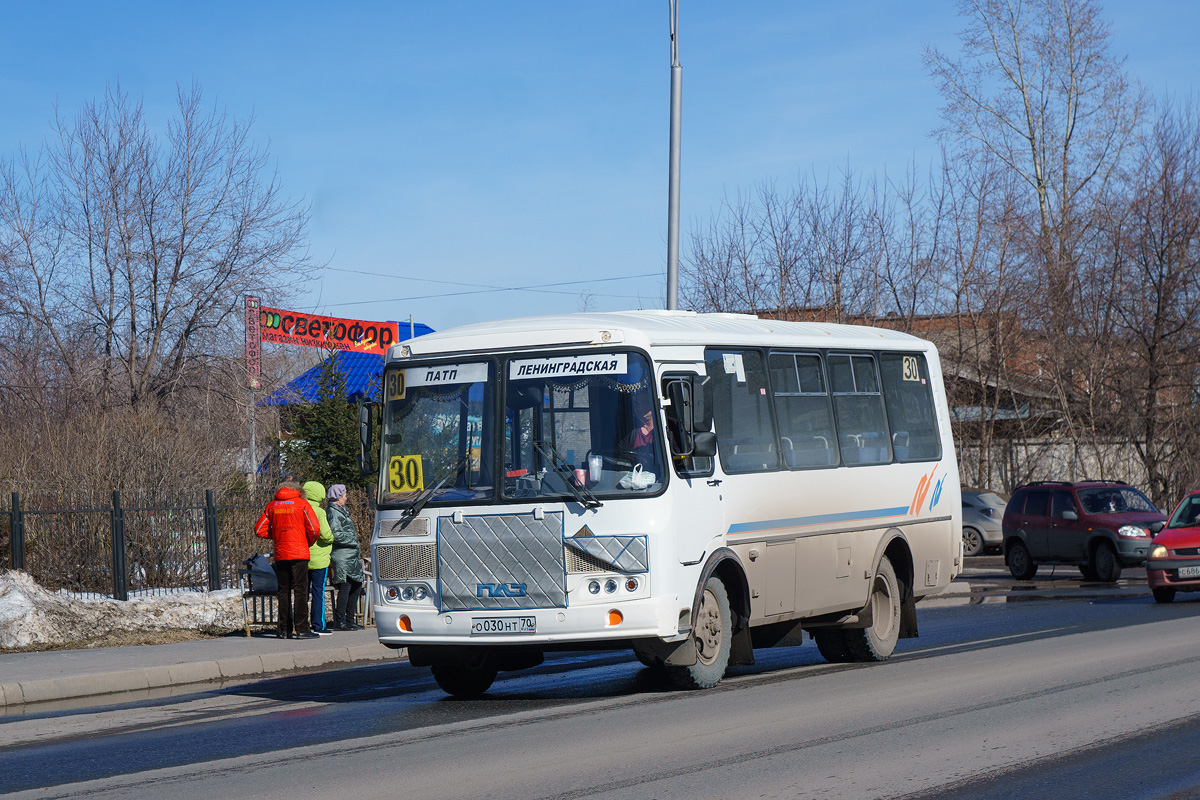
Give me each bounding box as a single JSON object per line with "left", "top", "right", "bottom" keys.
{"left": 902, "top": 356, "right": 921, "bottom": 381}
{"left": 509, "top": 353, "right": 628, "bottom": 380}
{"left": 722, "top": 353, "right": 746, "bottom": 384}
{"left": 405, "top": 362, "right": 489, "bottom": 388}
{"left": 388, "top": 455, "right": 425, "bottom": 493}
{"left": 384, "top": 370, "right": 406, "bottom": 401}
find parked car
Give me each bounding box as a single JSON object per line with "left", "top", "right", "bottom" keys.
{"left": 1002, "top": 481, "right": 1166, "bottom": 582}
{"left": 961, "top": 490, "right": 1005, "bottom": 557}
{"left": 1145, "top": 490, "right": 1200, "bottom": 603}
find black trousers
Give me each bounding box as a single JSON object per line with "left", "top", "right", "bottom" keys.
{"left": 333, "top": 580, "right": 364, "bottom": 627}
{"left": 273, "top": 559, "right": 310, "bottom": 635}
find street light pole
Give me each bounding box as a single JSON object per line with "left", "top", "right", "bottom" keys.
{"left": 666, "top": 0, "right": 682, "bottom": 311}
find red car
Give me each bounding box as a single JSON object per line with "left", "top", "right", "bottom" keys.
{"left": 1146, "top": 491, "right": 1200, "bottom": 603}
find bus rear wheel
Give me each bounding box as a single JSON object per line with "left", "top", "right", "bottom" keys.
{"left": 813, "top": 630, "right": 854, "bottom": 663}
{"left": 844, "top": 556, "right": 901, "bottom": 662}
{"left": 665, "top": 577, "right": 731, "bottom": 690}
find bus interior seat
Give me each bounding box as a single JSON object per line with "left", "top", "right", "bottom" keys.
{"left": 781, "top": 435, "right": 836, "bottom": 468}
{"left": 726, "top": 439, "right": 777, "bottom": 471}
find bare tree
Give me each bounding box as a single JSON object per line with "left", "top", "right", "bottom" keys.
{"left": 683, "top": 187, "right": 784, "bottom": 313}
{"left": 1098, "top": 101, "right": 1200, "bottom": 506}
{"left": 924, "top": 0, "right": 1152, "bottom": 490}
{"left": 683, "top": 169, "right": 929, "bottom": 321}
{"left": 0, "top": 82, "right": 313, "bottom": 411}
{"left": 925, "top": 0, "right": 1146, "bottom": 325}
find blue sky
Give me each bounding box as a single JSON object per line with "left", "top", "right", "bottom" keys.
{"left": 2, "top": 2, "right": 1196, "bottom": 333}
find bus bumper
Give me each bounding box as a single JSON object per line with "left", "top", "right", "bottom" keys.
{"left": 375, "top": 595, "right": 678, "bottom": 649}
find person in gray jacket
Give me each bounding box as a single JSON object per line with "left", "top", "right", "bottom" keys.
{"left": 326, "top": 484, "right": 366, "bottom": 630}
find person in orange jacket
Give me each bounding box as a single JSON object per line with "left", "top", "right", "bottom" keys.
{"left": 255, "top": 477, "right": 323, "bottom": 639}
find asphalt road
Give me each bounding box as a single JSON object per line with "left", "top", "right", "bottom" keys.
{"left": 3, "top": 566, "right": 1200, "bottom": 800}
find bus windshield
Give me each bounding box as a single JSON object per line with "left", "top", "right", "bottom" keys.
{"left": 378, "top": 351, "right": 666, "bottom": 508}
{"left": 379, "top": 361, "right": 495, "bottom": 508}
{"left": 503, "top": 351, "right": 664, "bottom": 501}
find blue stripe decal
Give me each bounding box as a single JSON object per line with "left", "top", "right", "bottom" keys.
{"left": 727, "top": 506, "right": 911, "bottom": 535}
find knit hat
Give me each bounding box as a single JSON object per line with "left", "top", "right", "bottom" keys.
{"left": 327, "top": 484, "right": 347, "bottom": 501}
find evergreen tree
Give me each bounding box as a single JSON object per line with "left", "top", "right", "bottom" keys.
{"left": 282, "top": 350, "right": 373, "bottom": 490}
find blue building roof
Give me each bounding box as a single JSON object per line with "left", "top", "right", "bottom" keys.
{"left": 260, "top": 322, "right": 434, "bottom": 407}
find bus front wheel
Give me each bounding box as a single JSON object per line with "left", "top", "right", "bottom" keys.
{"left": 431, "top": 658, "right": 498, "bottom": 698}
{"left": 666, "top": 576, "right": 732, "bottom": 690}
{"left": 845, "top": 555, "right": 901, "bottom": 662}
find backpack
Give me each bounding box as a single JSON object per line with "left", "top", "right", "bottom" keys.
{"left": 244, "top": 554, "right": 278, "bottom": 593}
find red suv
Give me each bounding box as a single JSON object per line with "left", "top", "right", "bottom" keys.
{"left": 1002, "top": 481, "right": 1166, "bottom": 582}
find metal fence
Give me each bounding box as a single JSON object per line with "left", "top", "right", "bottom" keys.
{"left": 2, "top": 487, "right": 378, "bottom": 600}
{"left": 1, "top": 489, "right": 275, "bottom": 599}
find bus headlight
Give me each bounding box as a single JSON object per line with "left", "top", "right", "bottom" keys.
{"left": 604, "top": 579, "right": 617, "bottom": 594}
{"left": 414, "top": 585, "right": 428, "bottom": 601}
{"left": 588, "top": 580, "right": 601, "bottom": 594}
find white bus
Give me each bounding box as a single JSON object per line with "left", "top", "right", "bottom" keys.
{"left": 360, "top": 311, "right": 961, "bottom": 695}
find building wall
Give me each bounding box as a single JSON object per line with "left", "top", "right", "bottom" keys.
{"left": 957, "top": 437, "right": 1150, "bottom": 498}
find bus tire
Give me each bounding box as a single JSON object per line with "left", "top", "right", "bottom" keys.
{"left": 845, "top": 556, "right": 901, "bottom": 662}
{"left": 813, "top": 630, "right": 854, "bottom": 663}
{"left": 633, "top": 647, "right": 662, "bottom": 668}
{"left": 665, "top": 577, "right": 731, "bottom": 690}
{"left": 431, "top": 662, "right": 498, "bottom": 697}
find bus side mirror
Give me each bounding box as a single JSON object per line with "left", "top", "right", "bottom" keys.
{"left": 664, "top": 379, "right": 695, "bottom": 456}
{"left": 358, "top": 402, "right": 377, "bottom": 476}
{"left": 692, "top": 431, "right": 717, "bottom": 458}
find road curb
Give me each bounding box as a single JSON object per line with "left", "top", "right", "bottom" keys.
{"left": 0, "top": 646, "right": 408, "bottom": 709}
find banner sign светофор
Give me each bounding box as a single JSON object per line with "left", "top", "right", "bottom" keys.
{"left": 258, "top": 306, "right": 399, "bottom": 355}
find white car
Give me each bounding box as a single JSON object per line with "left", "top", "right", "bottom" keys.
{"left": 962, "top": 491, "right": 1005, "bottom": 557}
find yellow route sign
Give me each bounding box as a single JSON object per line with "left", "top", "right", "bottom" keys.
{"left": 385, "top": 370, "right": 406, "bottom": 401}
{"left": 388, "top": 455, "right": 424, "bottom": 493}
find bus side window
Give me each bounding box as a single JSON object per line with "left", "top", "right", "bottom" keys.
{"left": 828, "top": 354, "right": 890, "bottom": 466}
{"left": 704, "top": 349, "right": 779, "bottom": 473}
{"left": 769, "top": 352, "right": 839, "bottom": 469}
{"left": 661, "top": 375, "right": 714, "bottom": 478}
{"left": 879, "top": 353, "right": 941, "bottom": 462}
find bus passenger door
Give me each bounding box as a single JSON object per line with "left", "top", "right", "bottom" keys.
{"left": 661, "top": 371, "right": 725, "bottom": 563}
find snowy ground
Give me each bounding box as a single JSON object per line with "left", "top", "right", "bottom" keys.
{"left": 0, "top": 570, "right": 243, "bottom": 650}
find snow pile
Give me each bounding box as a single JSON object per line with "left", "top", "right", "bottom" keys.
{"left": 0, "top": 570, "right": 243, "bottom": 650}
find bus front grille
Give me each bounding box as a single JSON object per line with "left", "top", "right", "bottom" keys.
{"left": 565, "top": 547, "right": 613, "bottom": 574}
{"left": 437, "top": 512, "right": 566, "bottom": 611}
{"left": 376, "top": 543, "right": 437, "bottom": 580}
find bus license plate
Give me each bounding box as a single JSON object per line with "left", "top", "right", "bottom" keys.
{"left": 1178, "top": 566, "right": 1200, "bottom": 578}
{"left": 471, "top": 616, "right": 536, "bottom": 635}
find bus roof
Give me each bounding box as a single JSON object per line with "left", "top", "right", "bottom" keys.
{"left": 394, "top": 310, "right": 934, "bottom": 360}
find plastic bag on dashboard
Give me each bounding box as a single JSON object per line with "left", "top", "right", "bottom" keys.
{"left": 617, "top": 464, "right": 656, "bottom": 490}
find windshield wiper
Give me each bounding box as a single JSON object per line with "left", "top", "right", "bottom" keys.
{"left": 399, "top": 461, "right": 466, "bottom": 519}
{"left": 533, "top": 440, "right": 603, "bottom": 509}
